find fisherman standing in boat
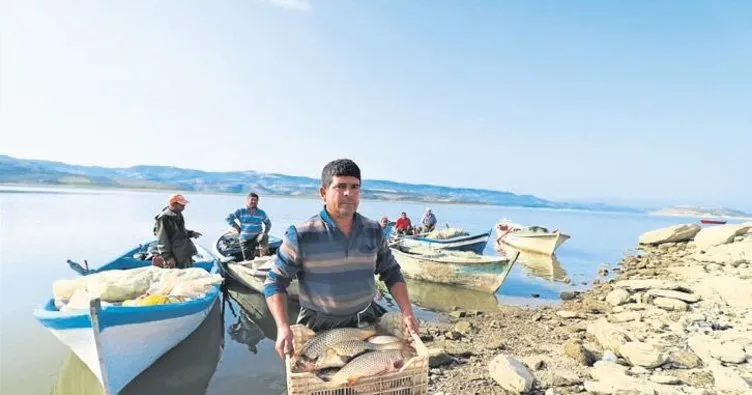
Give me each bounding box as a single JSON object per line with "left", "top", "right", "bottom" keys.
{"left": 226, "top": 192, "right": 272, "bottom": 260}
{"left": 264, "top": 159, "right": 419, "bottom": 359}
{"left": 151, "top": 193, "right": 202, "bottom": 269}
{"left": 420, "top": 208, "right": 437, "bottom": 233}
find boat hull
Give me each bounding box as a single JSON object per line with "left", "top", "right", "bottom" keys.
{"left": 35, "top": 241, "right": 221, "bottom": 394}
{"left": 399, "top": 231, "right": 491, "bottom": 254}
{"left": 218, "top": 257, "right": 300, "bottom": 300}
{"left": 700, "top": 219, "right": 727, "bottom": 225}
{"left": 498, "top": 232, "right": 570, "bottom": 256}
{"left": 391, "top": 248, "right": 517, "bottom": 293}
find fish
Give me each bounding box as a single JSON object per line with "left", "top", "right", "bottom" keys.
{"left": 293, "top": 327, "right": 377, "bottom": 371}
{"left": 367, "top": 335, "right": 403, "bottom": 345}
{"left": 315, "top": 339, "right": 412, "bottom": 370}
{"left": 328, "top": 349, "right": 415, "bottom": 387}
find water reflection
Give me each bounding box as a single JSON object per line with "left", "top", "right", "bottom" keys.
{"left": 405, "top": 278, "right": 501, "bottom": 312}
{"left": 51, "top": 299, "right": 224, "bottom": 395}
{"left": 499, "top": 245, "right": 568, "bottom": 283}
{"left": 225, "top": 283, "right": 300, "bottom": 344}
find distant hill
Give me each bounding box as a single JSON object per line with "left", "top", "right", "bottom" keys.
{"left": 0, "top": 154, "right": 639, "bottom": 212}
{"left": 651, "top": 206, "right": 752, "bottom": 219}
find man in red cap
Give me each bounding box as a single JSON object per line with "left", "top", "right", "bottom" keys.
{"left": 150, "top": 193, "right": 202, "bottom": 268}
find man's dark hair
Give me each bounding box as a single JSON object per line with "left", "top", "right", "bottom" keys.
{"left": 248, "top": 192, "right": 259, "bottom": 199}
{"left": 321, "top": 159, "right": 361, "bottom": 187}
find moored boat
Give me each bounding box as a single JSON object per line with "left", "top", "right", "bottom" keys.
{"left": 700, "top": 219, "right": 727, "bottom": 225}
{"left": 216, "top": 255, "right": 301, "bottom": 300}
{"left": 398, "top": 230, "right": 492, "bottom": 254}
{"left": 213, "top": 230, "right": 282, "bottom": 262}
{"left": 390, "top": 246, "right": 519, "bottom": 293}
{"left": 495, "top": 219, "right": 570, "bottom": 256}
{"left": 34, "top": 242, "right": 222, "bottom": 395}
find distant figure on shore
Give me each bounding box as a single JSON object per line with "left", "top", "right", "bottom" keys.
{"left": 420, "top": 208, "right": 437, "bottom": 233}
{"left": 226, "top": 192, "right": 272, "bottom": 260}
{"left": 150, "top": 193, "right": 202, "bottom": 268}
{"left": 395, "top": 212, "right": 413, "bottom": 235}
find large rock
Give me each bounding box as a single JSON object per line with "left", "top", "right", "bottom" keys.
{"left": 693, "top": 223, "right": 752, "bottom": 249}
{"left": 691, "top": 276, "right": 752, "bottom": 308}
{"left": 639, "top": 224, "right": 701, "bottom": 245}
{"left": 613, "top": 279, "right": 683, "bottom": 292}
{"left": 587, "top": 318, "right": 632, "bottom": 354}
{"left": 606, "top": 288, "right": 631, "bottom": 306}
{"left": 619, "top": 341, "right": 667, "bottom": 368}
{"left": 643, "top": 289, "right": 700, "bottom": 303}
{"left": 563, "top": 338, "right": 596, "bottom": 366}
{"left": 488, "top": 354, "right": 535, "bottom": 393}
{"left": 668, "top": 350, "right": 702, "bottom": 369}
{"left": 691, "top": 239, "right": 752, "bottom": 264}
{"left": 710, "top": 341, "right": 747, "bottom": 364}
{"left": 710, "top": 365, "right": 751, "bottom": 392}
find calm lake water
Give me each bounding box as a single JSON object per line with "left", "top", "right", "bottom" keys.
{"left": 0, "top": 186, "right": 706, "bottom": 394}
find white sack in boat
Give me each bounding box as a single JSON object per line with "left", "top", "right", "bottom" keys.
{"left": 424, "top": 228, "right": 468, "bottom": 240}
{"left": 85, "top": 266, "right": 161, "bottom": 303}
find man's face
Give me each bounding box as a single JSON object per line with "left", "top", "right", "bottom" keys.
{"left": 247, "top": 196, "right": 259, "bottom": 209}
{"left": 401, "top": 213, "right": 407, "bottom": 218}
{"left": 320, "top": 176, "right": 360, "bottom": 219}
{"left": 170, "top": 203, "right": 185, "bottom": 212}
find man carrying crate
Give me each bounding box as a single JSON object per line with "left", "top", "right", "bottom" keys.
{"left": 263, "top": 159, "right": 420, "bottom": 359}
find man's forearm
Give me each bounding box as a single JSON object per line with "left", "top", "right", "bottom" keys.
{"left": 389, "top": 282, "right": 414, "bottom": 316}
{"left": 266, "top": 293, "right": 290, "bottom": 329}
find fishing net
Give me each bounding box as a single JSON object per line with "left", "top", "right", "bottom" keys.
{"left": 423, "top": 228, "right": 468, "bottom": 240}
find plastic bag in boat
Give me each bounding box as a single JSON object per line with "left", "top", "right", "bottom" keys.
{"left": 424, "top": 228, "right": 468, "bottom": 240}
{"left": 52, "top": 277, "right": 89, "bottom": 303}
{"left": 168, "top": 274, "right": 224, "bottom": 299}
{"left": 147, "top": 267, "right": 220, "bottom": 296}
{"left": 86, "top": 266, "right": 161, "bottom": 302}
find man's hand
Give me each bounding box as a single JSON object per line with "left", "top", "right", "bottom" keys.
{"left": 165, "top": 257, "right": 177, "bottom": 269}
{"left": 191, "top": 231, "right": 202, "bottom": 238}
{"left": 403, "top": 313, "right": 420, "bottom": 335}
{"left": 229, "top": 227, "right": 240, "bottom": 234}
{"left": 275, "top": 324, "right": 294, "bottom": 360}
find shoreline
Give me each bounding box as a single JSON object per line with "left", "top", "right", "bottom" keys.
{"left": 422, "top": 223, "right": 752, "bottom": 394}
{"left": 0, "top": 183, "right": 643, "bottom": 217}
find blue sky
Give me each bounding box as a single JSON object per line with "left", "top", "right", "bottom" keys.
{"left": 1, "top": 1, "right": 750, "bottom": 210}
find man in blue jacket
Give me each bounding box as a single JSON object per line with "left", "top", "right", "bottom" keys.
{"left": 226, "top": 192, "right": 272, "bottom": 260}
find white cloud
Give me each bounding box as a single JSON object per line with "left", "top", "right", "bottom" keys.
{"left": 269, "top": 0, "right": 311, "bottom": 11}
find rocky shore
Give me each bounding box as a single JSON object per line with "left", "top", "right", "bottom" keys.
{"left": 420, "top": 222, "right": 752, "bottom": 394}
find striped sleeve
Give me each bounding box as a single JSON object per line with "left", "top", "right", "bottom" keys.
{"left": 374, "top": 230, "right": 404, "bottom": 289}
{"left": 263, "top": 225, "right": 301, "bottom": 298}
{"left": 226, "top": 209, "right": 240, "bottom": 226}
{"left": 263, "top": 210, "right": 272, "bottom": 231}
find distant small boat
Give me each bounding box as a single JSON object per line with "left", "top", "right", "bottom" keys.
{"left": 398, "top": 230, "right": 492, "bottom": 254}
{"left": 495, "top": 219, "right": 570, "bottom": 256}
{"left": 390, "top": 246, "right": 519, "bottom": 293}
{"left": 700, "top": 219, "right": 727, "bottom": 225}
{"left": 34, "top": 242, "right": 221, "bottom": 395}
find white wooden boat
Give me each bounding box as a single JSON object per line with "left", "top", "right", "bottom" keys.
{"left": 391, "top": 246, "right": 519, "bottom": 293}
{"left": 398, "top": 230, "right": 492, "bottom": 254}
{"left": 495, "top": 219, "right": 570, "bottom": 255}
{"left": 33, "top": 242, "right": 221, "bottom": 395}
{"left": 218, "top": 256, "right": 300, "bottom": 300}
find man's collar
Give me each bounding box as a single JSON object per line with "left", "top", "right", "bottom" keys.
{"left": 320, "top": 206, "right": 359, "bottom": 230}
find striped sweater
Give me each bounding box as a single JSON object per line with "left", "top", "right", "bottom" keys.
{"left": 225, "top": 207, "right": 271, "bottom": 241}
{"left": 263, "top": 208, "right": 405, "bottom": 315}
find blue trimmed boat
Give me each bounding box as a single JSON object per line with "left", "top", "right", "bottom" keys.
{"left": 33, "top": 241, "right": 221, "bottom": 395}
{"left": 398, "top": 230, "right": 492, "bottom": 254}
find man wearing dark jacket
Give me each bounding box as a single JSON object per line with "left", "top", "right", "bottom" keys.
{"left": 150, "top": 193, "right": 202, "bottom": 268}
